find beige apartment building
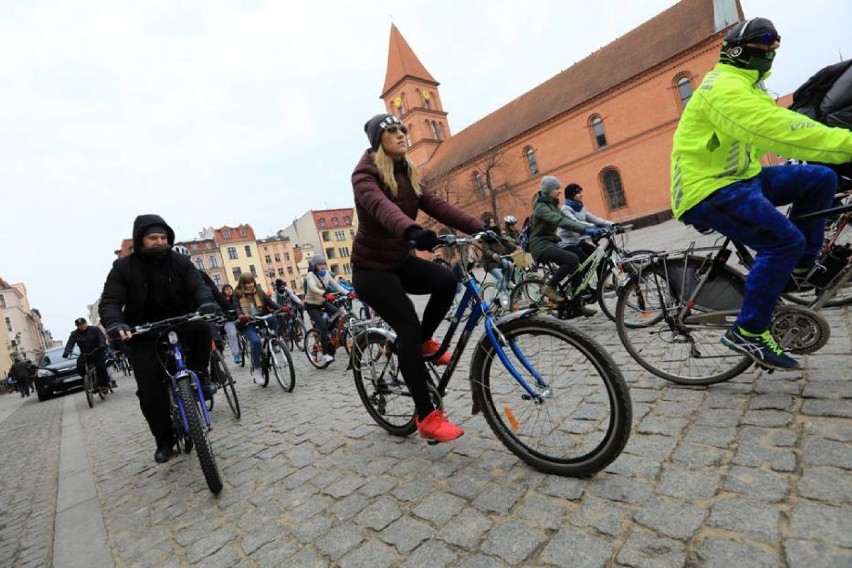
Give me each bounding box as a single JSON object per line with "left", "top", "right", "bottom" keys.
{"left": 279, "top": 209, "right": 356, "bottom": 278}
{"left": 1, "top": 279, "right": 49, "bottom": 362}
{"left": 176, "top": 237, "right": 228, "bottom": 289}
{"left": 256, "top": 236, "right": 301, "bottom": 292}
{"left": 212, "top": 224, "right": 264, "bottom": 288}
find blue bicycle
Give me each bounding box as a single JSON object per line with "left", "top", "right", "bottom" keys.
{"left": 132, "top": 313, "right": 223, "bottom": 494}
{"left": 351, "top": 234, "right": 632, "bottom": 477}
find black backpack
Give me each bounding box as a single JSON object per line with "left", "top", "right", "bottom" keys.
{"left": 790, "top": 59, "right": 852, "bottom": 125}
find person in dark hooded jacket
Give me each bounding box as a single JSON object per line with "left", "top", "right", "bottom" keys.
{"left": 99, "top": 214, "right": 217, "bottom": 464}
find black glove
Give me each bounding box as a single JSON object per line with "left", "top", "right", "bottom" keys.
{"left": 480, "top": 229, "right": 499, "bottom": 244}
{"left": 198, "top": 302, "right": 218, "bottom": 316}
{"left": 405, "top": 227, "right": 440, "bottom": 251}
{"left": 62, "top": 353, "right": 70, "bottom": 359}
{"left": 106, "top": 323, "right": 131, "bottom": 338}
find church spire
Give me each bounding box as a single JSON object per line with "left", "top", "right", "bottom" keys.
{"left": 380, "top": 25, "right": 449, "bottom": 167}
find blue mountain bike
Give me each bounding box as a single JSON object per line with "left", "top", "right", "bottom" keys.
{"left": 351, "top": 234, "right": 632, "bottom": 477}
{"left": 132, "top": 313, "right": 223, "bottom": 494}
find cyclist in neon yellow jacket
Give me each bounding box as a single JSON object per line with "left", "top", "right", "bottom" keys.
{"left": 671, "top": 18, "right": 852, "bottom": 371}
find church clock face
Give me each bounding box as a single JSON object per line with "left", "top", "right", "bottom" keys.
{"left": 394, "top": 96, "right": 402, "bottom": 108}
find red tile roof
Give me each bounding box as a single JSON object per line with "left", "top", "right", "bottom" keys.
{"left": 311, "top": 208, "right": 354, "bottom": 229}
{"left": 424, "top": 0, "right": 742, "bottom": 178}
{"left": 382, "top": 24, "right": 437, "bottom": 97}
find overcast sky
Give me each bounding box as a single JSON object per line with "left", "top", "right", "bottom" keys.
{"left": 1, "top": 0, "right": 848, "bottom": 339}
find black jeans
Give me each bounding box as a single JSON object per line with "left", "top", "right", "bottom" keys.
{"left": 538, "top": 245, "right": 580, "bottom": 288}
{"left": 306, "top": 302, "right": 339, "bottom": 356}
{"left": 352, "top": 255, "right": 457, "bottom": 419}
{"left": 128, "top": 320, "right": 212, "bottom": 448}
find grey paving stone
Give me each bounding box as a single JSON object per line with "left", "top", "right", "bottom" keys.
{"left": 538, "top": 476, "right": 586, "bottom": 500}
{"left": 798, "top": 467, "right": 852, "bottom": 504}
{"left": 784, "top": 538, "right": 852, "bottom": 568}
{"left": 314, "top": 522, "right": 365, "bottom": 561}
{"left": 569, "top": 497, "right": 630, "bottom": 536}
{"left": 633, "top": 496, "right": 706, "bottom": 540}
{"left": 707, "top": 498, "right": 780, "bottom": 542}
{"left": 802, "top": 437, "right": 852, "bottom": 469}
{"left": 636, "top": 416, "right": 689, "bottom": 436}
{"left": 328, "top": 493, "right": 370, "bottom": 520}
{"left": 616, "top": 532, "right": 688, "bottom": 568}
{"left": 437, "top": 507, "right": 492, "bottom": 549}
{"left": 671, "top": 443, "right": 726, "bottom": 469}
{"left": 724, "top": 465, "right": 790, "bottom": 502}
{"left": 695, "top": 408, "right": 743, "bottom": 427}
{"left": 743, "top": 410, "right": 794, "bottom": 427}
{"left": 604, "top": 453, "right": 661, "bottom": 478}
{"left": 380, "top": 516, "right": 433, "bottom": 553}
{"left": 457, "top": 554, "right": 504, "bottom": 568}
{"left": 480, "top": 521, "right": 546, "bottom": 565}
{"left": 339, "top": 539, "right": 397, "bottom": 568}
{"left": 801, "top": 399, "right": 852, "bottom": 418}
{"left": 412, "top": 491, "right": 466, "bottom": 526}
{"left": 791, "top": 501, "right": 852, "bottom": 547}
{"left": 540, "top": 527, "right": 613, "bottom": 568}
{"left": 749, "top": 393, "right": 794, "bottom": 410}
{"left": 682, "top": 424, "right": 738, "bottom": 448}
{"left": 514, "top": 495, "right": 565, "bottom": 530}
{"left": 355, "top": 497, "right": 402, "bottom": 531}
{"left": 733, "top": 444, "right": 797, "bottom": 472}
{"left": 656, "top": 466, "right": 721, "bottom": 500}
{"left": 587, "top": 475, "right": 653, "bottom": 504}
{"left": 291, "top": 513, "right": 334, "bottom": 544}
{"left": 401, "top": 540, "right": 457, "bottom": 568}
{"left": 695, "top": 536, "right": 780, "bottom": 568}
{"left": 471, "top": 484, "right": 525, "bottom": 514}
{"left": 623, "top": 434, "right": 678, "bottom": 461}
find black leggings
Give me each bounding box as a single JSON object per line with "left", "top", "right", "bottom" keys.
{"left": 352, "top": 255, "right": 457, "bottom": 419}
{"left": 538, "top": 245, "right": 580, "bottom": 288}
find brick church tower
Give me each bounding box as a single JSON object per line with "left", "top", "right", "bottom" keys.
{"left": 381, "top": 25, "right": 450, "bottom": 167}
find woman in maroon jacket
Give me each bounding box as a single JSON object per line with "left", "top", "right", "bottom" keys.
{"left": 351, "top": 113, "right": 484, "bottom": 443}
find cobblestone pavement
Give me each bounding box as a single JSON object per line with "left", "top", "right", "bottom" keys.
{"left": 2, "top": 220, "right": 851, "bottom": 567}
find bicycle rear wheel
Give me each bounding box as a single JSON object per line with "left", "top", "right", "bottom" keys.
{"left": 615, "top": 273, "right": 751, "bottom": 385}
{"left": 470, "top": 315, "right": 631, "bottom": 477}
{"left": 304, "top": 329, "right": 330, "bottom": 369}
{"left": 282, "top": 324, "right": 295, "bottom": 351}
{"left": 598, "top": 251, "right": 655, "bottom": 321}
{"left": 352, "top": 330, "right": 415, "bottom": 436}
{"left": 269, "top": 339, "right": 295, "bottom": 392}
{"left": 210, "top": 350, "right": 240, "bottom": 419}
{"left": 176, "top": 376, "right": 223, "bottom": 494}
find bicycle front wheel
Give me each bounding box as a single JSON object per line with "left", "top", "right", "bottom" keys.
{"left": 176, "top": 377, "right": 223, "bottom": 494}
{"left": 304, "top": 329, "right": 330, "bottom": 369}
{"left": 510, "top": 277, "right": 545, "bottom": 311}
{"left": 269, "top": 339, "right": 295, "bottom": 392}
{"left": 84, "top": 370, "right": 94, "bottom": 408}
{"left": 597, "top": 250, "right": 655, "bottom": 322}
{"left": 470, "top": 315, "right": 631, "bottom": 477}
{"left": 210, "top": 350, "right": 240, "bottom": 419}
{"left": 615, "top": 275, "right": 751, "bottom": 385}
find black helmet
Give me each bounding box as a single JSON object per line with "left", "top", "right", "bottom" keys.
{"left": 74, "top": 317, "right": 87, "bottom": 326}
{"left": 720, "top": 18, "right": 780, "bottom": 78}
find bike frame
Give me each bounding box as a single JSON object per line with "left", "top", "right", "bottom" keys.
{"left": 167, "top": 340, "right": 213, "bottom": 434}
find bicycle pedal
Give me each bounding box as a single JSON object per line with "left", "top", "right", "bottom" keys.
{"left": 426, "top": 440, "right": 440, "bottom": 446}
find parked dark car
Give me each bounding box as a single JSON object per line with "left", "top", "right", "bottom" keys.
{"left": 35, "top": 346, "right": 82, "bottom": 402}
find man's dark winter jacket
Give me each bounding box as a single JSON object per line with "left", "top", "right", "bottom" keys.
{"left": 99, "top": 214, "right": 214, "bottom": 328}
{"left": 350, "top": 150, "right": 483, "bottom": 271}
{"left": 64, "top": 326, "right": 107, "bottom": 356}
{"left": 10, "top": 360, "right": 33, "bottom": 380}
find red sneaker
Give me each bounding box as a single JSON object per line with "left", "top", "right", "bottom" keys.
{"left": 422, "top": 339, "right": 451, "bottom": 365}
{"left": 415, "top": 409, "right": 464, "bottom": 442}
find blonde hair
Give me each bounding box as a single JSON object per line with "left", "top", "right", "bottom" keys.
{"left": 373, "top": 146, "right": 422, "bottom": 198}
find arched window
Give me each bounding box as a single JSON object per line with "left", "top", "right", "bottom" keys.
{"left": 430, "top": 120, "right": 440, "bottom": 139}
{"left": 406, "top": 123, "right": 413, "bottom": 147}
{"left": 343, "top": 215, "right": 351, "bottom": 225}
{"left": 601, "top": 168, "right": 627, "bottom": 210}
{"left": 332, "top": 217, "right": 339, "bottom": 227}
{"left": 473, "top": 172, "right": 486, "bottom": 197}
{"left": 319, "top": 218, "right": 326, "bottom": 228}
{"left": 423, "top": 91, "right": 431, "bottom": 110}
{"left": 435, "top": 122, "right": 445, "bottom": 140}
{"left": 208, "top": 256, "right": 217, "bottom": 268}
{"left": 194, "top": 258, "right": 204, "bottom": 270}
{"left": 676, "top": 75, "right": 694, "bottom": 107}
{"left": 590, "top": 115, "right": 607, "bottom": 148}
{"left": 524, "top": 146, "right": 539, "bottom": 176}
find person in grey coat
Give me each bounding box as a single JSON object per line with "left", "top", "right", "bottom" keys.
{"left": 557, "top": 183, "right": 614, "bottom": 262}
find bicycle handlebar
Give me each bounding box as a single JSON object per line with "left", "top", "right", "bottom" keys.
{"left": 131, "top": 313, "right": 215, "bottom": 335}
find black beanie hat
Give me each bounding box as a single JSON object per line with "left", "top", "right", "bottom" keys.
{"left": 143, "top": 224, "right": 168, "bottom": 237}
{"left": 564, "top": 183, "right": 583, "bottom": 200}
{"left": 364, "top": 113, "right": 403, "bottom": 151}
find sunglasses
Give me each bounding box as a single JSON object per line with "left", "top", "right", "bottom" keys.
{"left": 384, "top": 125, "right": 408, "bottom": 135}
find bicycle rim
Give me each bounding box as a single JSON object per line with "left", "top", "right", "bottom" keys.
{"left": 616, "top": 276, "right": 751, "bottom": 384}
{"left": 177, "top": 377, "right": 222, "bottom": 494}
{"left": 470, "top": 316, "right": 631, "bottom": 477}
{"left": 511, "top": 277, "right": 545, "bottom": 311}
{"left": 270, "top": 340, "right": 295, "bottom": 392}
{"left": 304, "top": 329, "right": 329, "bottom": 369}
{"left": 352, "top": 331, "right": 415, "bottom": 436}
{"left": 85, "top": 373, "right": 94, "bottom": 408}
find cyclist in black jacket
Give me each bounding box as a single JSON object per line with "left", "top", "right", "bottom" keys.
{"left": 99, "top": 214, "right": 218, "bottom": 464}
{"left": 63, "top": 317, "right": 112, "bottom": 393}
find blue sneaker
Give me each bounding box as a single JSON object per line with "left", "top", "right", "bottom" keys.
{"left": 721, "top": 326, "right": 800, "bottom": 371}
{"left": 233, "top": 354, "right": 242, "bottom": 364}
